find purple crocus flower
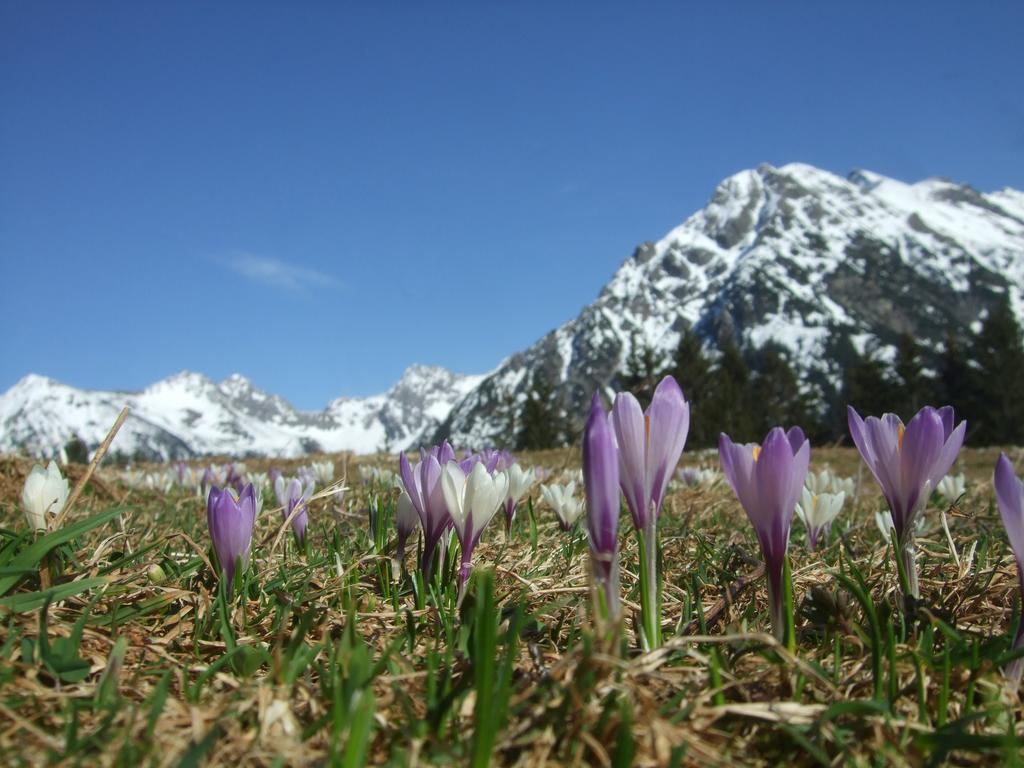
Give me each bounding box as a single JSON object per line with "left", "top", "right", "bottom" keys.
{"left": 583, "top": 392, "right": 621, "bottom": 623}
{"left": 297, "top": 465, "right": 316, "bottom": 489}
{"left": 611, "top": 375, "right": 690, "bottom": 533}
{"left": 430, "top": 442, "right": 457, "bottom": 465}
{"left": 493, "top": 450, "right": 515, "bottom": 472}
{"left": 611, "top": 375, "right": 688, "bottom": 647}
{"left": 275, "top": 475, "right": 314, "bottom": 546}
{"left": 394, "top": 489, "right": 420, "bottom": 570}
{"left": 458, "top": 454, "right": 481, "bottom": 476}
{"left": 400, "top": 446, "right": 454, "bottom": 580}
{"left": 993, "top": 453, "right": 1024, "bottom": 685}
{"left": 478, "top": 448, "right": 507, "bottom": 473}
{"left": 719, "top": 427, "right": 809, "bottom": 642}
{"left": 207, "top": 483, "right": 257, "bottom": 592}
{"left": 200, "top": 467, "right": 216, "bottom": 495}
{"left": 225, "top": 463, "right": 246, "bottom": 493}
{"left": 420, "top": 442, "right": 457, "bottom": 472}
{"left": 848, "top": 405, "right": 966, "bottom": 598}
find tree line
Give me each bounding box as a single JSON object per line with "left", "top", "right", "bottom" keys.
{"left": 517, "top": 300, "right": 1024, "bottom": 450}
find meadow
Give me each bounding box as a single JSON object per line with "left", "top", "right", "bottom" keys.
{"left": 0, "top": 440, "right": 1022, "bottom": 767}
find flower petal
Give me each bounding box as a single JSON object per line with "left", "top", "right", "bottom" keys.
{"left": 995, "top": 453, "right": 1024, "bottom": 564}
{"left": 584, "top": 392, "right": 620, "bottom": 555}
{"left": 611, "top": 390, "right": 649, "bottom": 529}
{"left": 646, "top": 376, "right": 689, "bottom": 516}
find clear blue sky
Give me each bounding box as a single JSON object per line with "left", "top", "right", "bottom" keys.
{"left": 1, "top": 2, "right": 1022, "bottom": 409}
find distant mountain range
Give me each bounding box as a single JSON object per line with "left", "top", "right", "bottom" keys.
{"left": 4, "top": 163, "right": 1022, "bottom": 459}
{"left": 0, "top": 366, "right": 482, "bottom": 460}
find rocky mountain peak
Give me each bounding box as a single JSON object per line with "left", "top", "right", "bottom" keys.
{"left": 437, "top": 163, "right": 1024, "bottom": 448}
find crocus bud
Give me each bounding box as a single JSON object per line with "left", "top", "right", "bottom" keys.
{"left": 399, "top": 449, "right": 452, "bottom": 580}
{"left": 611, "top": 375, "right": 689, "bottom": 532}
{"left": 21, "top": 460, "right": 70, "bottom": 531}
{"left": 937, "top": 473, "right": 966, "bottom": 501}
{"left": 503, "top": 463, "right": 536, "bottom": 531}
{"left": 583, "top": 392, "right": 621, "bottom": 622}
{"left": 275, "top": 475, "right": 313, "bottom": 546}
{"left": 207, "top": 483, "right": 257, "bottom": 592}
{"left": 720, "top": 427, "right": 809, "bottom": 642}
{"left": 541, "top": 481, "right": 584, "bottom": 530}
{"left": 394, "top": 489, "right": 419, "bottom": 567}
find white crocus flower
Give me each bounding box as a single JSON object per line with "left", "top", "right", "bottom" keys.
{"left": 876, "top": 508, "right": 926, "bottom": 541}
{"left": 804, "top": 469, "right": 833, "bottom": 496}
{"left": 121, "top": 469, "right": 144, "bottom": 489}
{"left": 558, "top": 468, "right": 584, "bottom": 486}
{"left": 677, "top": 466, "right": 721, "bottom": 487}
{"left": 248, "top": 472, "right": 270, "bottom": 492}
{"left": 22, "top": 460, "right": 70, "bottom": 531}
{"left": 830, "top": 475, "right": 856, "bottom": 498}
{"left": 937, "top": 473, "right": 966, "bottom": 501}
{"left": 396, "top": 490, "right": 420, "bottom": 539}
{"left": 144, "top": 471, "right": 174, "bottom": 493}
{"left": 541, "top": 481, "right": 584, "bottom": 530}
{"left": 310, "top": 461, "right": 335, "bottom": 485}
{"left": 506, "top": 463, "right": 535, "bottom": 504}
{"left": 441, "top": 462, "right": 509, "bottom": 599}
{"left": 795, "top": 488, "right": 845, "bottom": 551}
{"left": 441, "top": 462, "right": 508, "bottom": 545}
{"left": 502, "top": 463, "right": 535, "bottom": 528}
{"left": 875, "top": 510, "right": 895, "bottom": 541}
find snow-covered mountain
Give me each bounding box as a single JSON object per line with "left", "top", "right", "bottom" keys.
{"left": 0, "top": 365, "right": 483, "bottom": 460}
{"left": 6, "top": 163, "right": 1021, "bottom": 458}
{"left": 439, "top": 163, "right": 1024, "bottom": 446}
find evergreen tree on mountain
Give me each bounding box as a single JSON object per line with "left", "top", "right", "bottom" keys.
{"left": 936, "top": 332, "right": 976, "bottom": 429}
{"left": 750, "top": 342, "right": 811, "bottom": 436}
{"left": 619, "top": 331, "right": 662, "bottom": 403}
{"left": 971, "top": 301, "right": 1024, "bottom": 444}
{"left": 499, "top": 389, "right": 519, "bottom": 448}
{"left": 843, "top": 345, "right": 892, "bottom": 419}
{"left": 706, "top": 338, "right": 756, "bottom": 443}
{"left": 668, "top": 328, "right": 715, "bottom": 447}
{"left": 517, "top": 370, "right": 566, "bottom": 450}
{"left": 893, "top": 333, "right": 932, "bottom": 419}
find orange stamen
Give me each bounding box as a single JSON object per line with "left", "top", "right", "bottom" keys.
{"left": 645, "top": 414, "right": 651, "bottom": 444}
{"left": 752, "top": 445, "right": 762, "bottom": 461}
{"left": 898, "top": 423, "right": 905, "bottom": 451}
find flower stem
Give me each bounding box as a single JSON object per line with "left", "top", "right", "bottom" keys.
{"left": 456, "top": 553, "right": 472, "bottom": 607}
{"left": 590, "top": 550, "right": 620, "bottom": 632}
{"left": 1006, "top": 569, "right": 1024, "bottom": 686}
{"left": 891, "top": 528, "right": 920, "bottom": 603}
{"left": 782, "top": 554, "right": 795, "bottom": 653}
{"left": 765, "top": 553, "right": 792, "bottom": 648}
{"left": 637, "top": 523, "right": 661, "bottom": 650}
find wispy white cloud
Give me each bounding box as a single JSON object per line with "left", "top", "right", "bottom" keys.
{"left": 222, "top": 253, "right": 341, "bottom": 291}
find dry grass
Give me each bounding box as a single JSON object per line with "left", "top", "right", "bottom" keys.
{"left": 0, "top": 447, "right": 1022, "bottom": 766}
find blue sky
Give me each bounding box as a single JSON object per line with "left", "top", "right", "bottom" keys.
{"left": 1, "top": 2, "right": 1022, "bottom": 409}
